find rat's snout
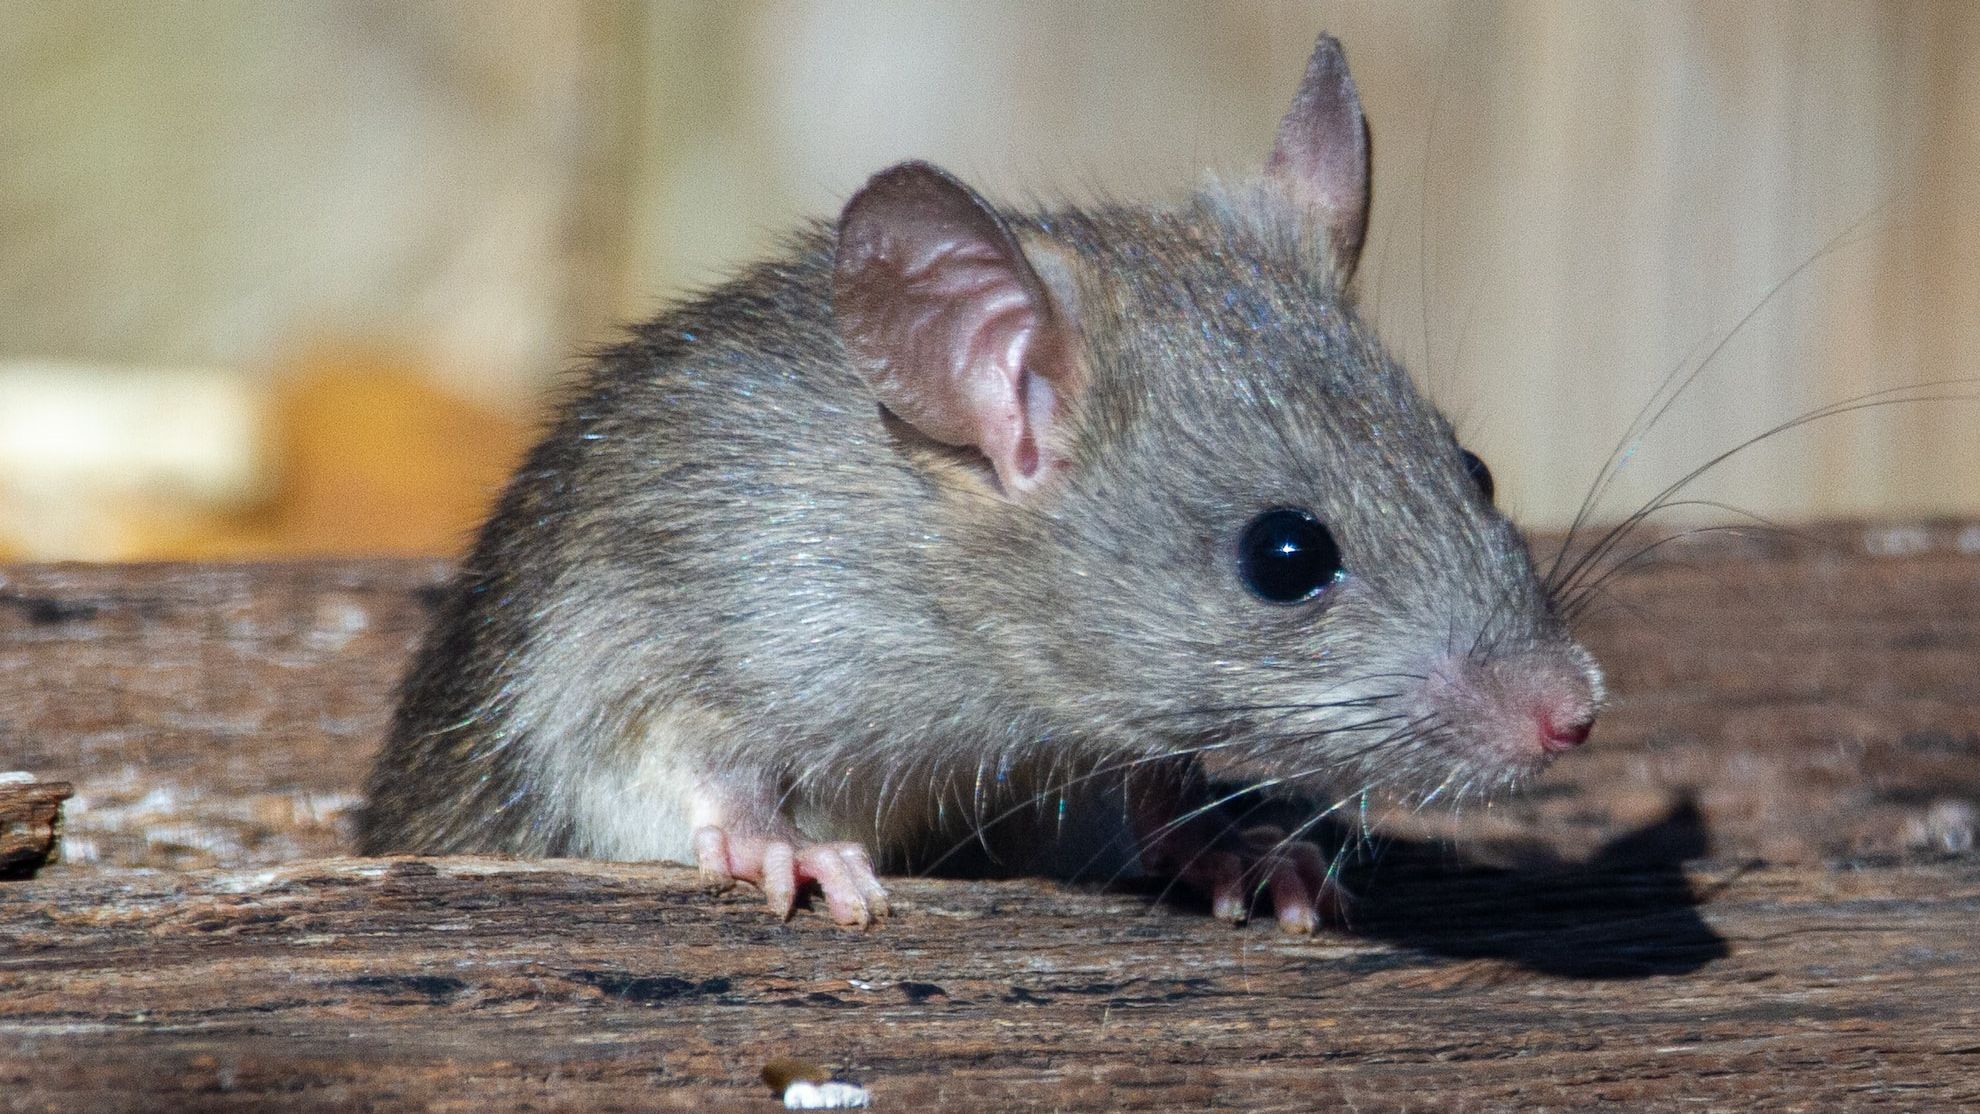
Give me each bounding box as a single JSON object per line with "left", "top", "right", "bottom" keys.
{"left": 1509, "top": 651, "right": 1603, "bottom": 761}
{"left": 1536, "top": 703, "right": 1597, "bottom": 754}
{"left": 1418, "top": 644, "right": 1605, "bottom": 768}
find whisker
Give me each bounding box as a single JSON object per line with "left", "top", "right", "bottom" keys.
{"left": 913, "top": 705, "right": 1415, "bottom": 877}
{"left": 1136, "top": 714, "right": 1440, "bottom": 910}
{"left": 1547, "top": 204, "right": 1894, "bottom": 594}
{"left": 1556, "top": 506, "right": 1812, "bottom": 622}
{"left": 1094, "top": 711, "right": 1439, "bottom": 891}
{"left": 1553, "top": 380, "right": 1980, "bottom": 607}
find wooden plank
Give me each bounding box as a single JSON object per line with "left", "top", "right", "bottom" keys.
{"left": 1, "top": 521, "right": 1977, "bottom": 1109}
{"left": 0, "top": 559, "right": 444, "bottom": 870}
{"left": 3, "top": 855, "right": 1976, "bottom": 1111}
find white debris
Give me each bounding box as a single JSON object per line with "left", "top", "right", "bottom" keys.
{"left": 783, "top": 1080, "right": 871, "bottom": 1109}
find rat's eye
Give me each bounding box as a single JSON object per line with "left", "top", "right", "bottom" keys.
{"left": 1237, "top": 508, "right": 1343, "bottom": 603}
{"left": 1461, "top": 450, "right": 1494, "bottom": 503}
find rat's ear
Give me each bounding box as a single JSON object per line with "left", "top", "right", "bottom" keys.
{"left": 1266, "top": 33, "right": 1371, "bottom": 286}
{"left": 832, "top": 160, "right": 1080, "bottom": 497}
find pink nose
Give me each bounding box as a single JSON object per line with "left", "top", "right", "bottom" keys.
{"left": 1539, "top": 714, "right": 1594, "bottom": 754}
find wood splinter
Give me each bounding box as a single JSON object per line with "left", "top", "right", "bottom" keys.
{"left": 0, "top": 775, "right": 75, "bottom": 877}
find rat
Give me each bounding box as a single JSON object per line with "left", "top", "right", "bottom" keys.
{"left": 355, "top": 32, "right": 1604, "bottom": 932}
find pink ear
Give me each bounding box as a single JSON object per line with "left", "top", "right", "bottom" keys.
{"left": 832, "top": 161, "right": 1077, "bottom": 496}
{"left": 1267, "top": 34, "right": 1371, "bottom": 283}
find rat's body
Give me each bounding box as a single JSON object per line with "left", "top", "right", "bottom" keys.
{"left": 358, "top": 35, "right": 1603, "bottom": 929}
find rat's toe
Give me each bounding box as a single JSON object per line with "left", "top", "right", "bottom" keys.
{"left": 796, "top": 842, "right": 888, "bottom": 927}
{"left": 839, "top": 844, "right": 892, "bottom": 918}
{"left": 1268, "top": 870, "right": 1319, "bottom": 934}
{"left": 690, "top": 825, "right": 801, "bottom": 918}
{"left": 1183, "top": 849, "right": 1250, "bottom": 924}
{"left": 758, "top": 840, "right": 801, "bottom": 919}
{"left": 1248, "top": 828, "right": 1343, "bottom": 933}
{"left": 693, "top": 827, "right": 889, "bottom": 924}
{"left": 1277, "top": 835, "right": 1353, "bottom": 927}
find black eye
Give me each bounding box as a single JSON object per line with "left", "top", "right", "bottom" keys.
{"left": 1237, "top": 508, "right": 1343, "bottom": 603}
{"left": 1461, "top": 450, "right": 1494, "bottom": 503}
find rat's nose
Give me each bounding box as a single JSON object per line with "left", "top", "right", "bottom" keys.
{"left": 1538, "top": 713, "right": 1594, "bottom": 754}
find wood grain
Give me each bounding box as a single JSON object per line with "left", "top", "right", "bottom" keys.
{"left": 1, "top": 522, "right": 1976, "bottom": 1110}
{"left": 4, "top": 854, "right": 1975, "bottom": 1112}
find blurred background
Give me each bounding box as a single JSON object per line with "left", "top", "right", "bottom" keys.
{"left": 2, "top": 0, "right": 1976, "bottom": 561}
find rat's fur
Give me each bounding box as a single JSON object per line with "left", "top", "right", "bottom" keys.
{"left": 359, "top": 194, "right": 1597, "bottom": 862}
{"left": 357, "top": 36, "right": 1601, "bottom": 896}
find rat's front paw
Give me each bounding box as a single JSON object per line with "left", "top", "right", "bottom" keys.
{"left": 1167, "top": 825, "right": 1348, "bottom": 934}
{"left": 692, "top": 826, "right": 891, "bottom": 927}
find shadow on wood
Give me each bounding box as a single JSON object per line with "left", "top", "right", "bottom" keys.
{"left": 1345, "top": 799, "right": 1730, "bottom": 979}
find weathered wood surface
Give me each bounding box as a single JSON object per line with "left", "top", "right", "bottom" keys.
{"left": 1, "top": 558, "right": 449, "bottom": 871}
{"left": 1, "top": 522, "right": 1978, "bottom": 1111}
{"left": 4, "top": 854, "right": 1976, "bottom": 1112}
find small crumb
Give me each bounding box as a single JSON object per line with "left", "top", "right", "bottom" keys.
{"left": 782, "top": 1081, "right": 870, "bottom": 1109}
{"left": 306, "top": 594, "right": 371, "bottom": 652}
{"left": 762, "top": 1057, "right": 828, "bottom": 1095}
{"left": 763, "top": 1057, "right": 870, "bottom": 1109}
{"left": 1902, "top": 799, "right": 1977, "bottom": 854}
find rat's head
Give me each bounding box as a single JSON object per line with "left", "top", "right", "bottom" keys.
{"left": 830, "top": 34, "right": 1602, "bottom": 798}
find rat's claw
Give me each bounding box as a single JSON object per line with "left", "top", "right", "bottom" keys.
{"left": 842, "top": 844, "right": 892, "bottom": 919}
{"left": 1162, "top": 822, "right": 1345, "bottom": 932}
{"left": 1298, "top": 844, "right": 1355, "bottom": 929}
{"left": 1240, "top": 826, "right": 1318, "bottom": 934}
{"left": 1247, "top": 828, "right": 1351, "bottom": 934}
{"left": 1177, "top": 849, "right": 1252, "bottom": 924}
{"left": 1267, "top": 868, "right": 1317, "bottom": 934}
{"left": 689, "top": 826, "right": 889, "bottom": 926}
{"left": 796, "top": 842, "right": 890, "bottom": 927}
{"left": 1261, "top": 838, "right": 1326, "bottom": 933}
